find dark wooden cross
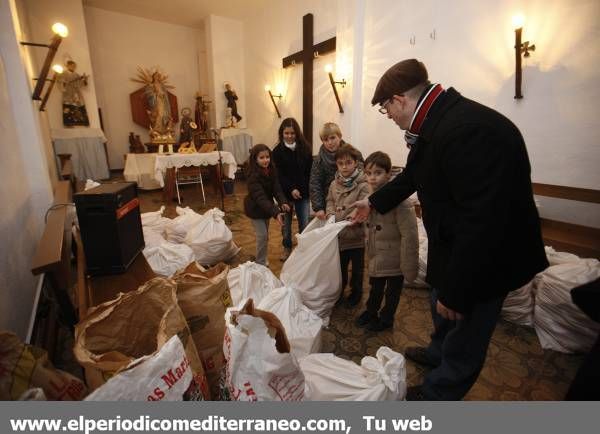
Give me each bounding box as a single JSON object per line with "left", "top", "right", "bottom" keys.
{"left": 282, "top": 13, "right": 336, "bottom": 148}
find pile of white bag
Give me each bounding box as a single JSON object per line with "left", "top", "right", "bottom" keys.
{"left": 406, "top": 218, "right": 429, "bottom": 288}
{"left": 501, "top": 246, "right": 600, "bottom": 354}
{"left": 140, "top": 206, "right": 239, "bottom": 276}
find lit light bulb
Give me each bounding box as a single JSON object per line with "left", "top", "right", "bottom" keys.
{"left": 512, "top": 14, "right": 525, "bottom": 29}
{"left": 264, "top": 84, "right": 271, "bottom": 92}
{"left": 324, "top": 64, "right": 333, "bottom": 73}
{"left": 52, "top": 64, "right": 64, "bottom": 74}
{"left": 51, "top": 22, "right": 69, "bottom": 38}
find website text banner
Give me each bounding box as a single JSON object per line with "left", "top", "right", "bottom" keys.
{"left": 1, "top": 402, "right": 595, "bottom": 434}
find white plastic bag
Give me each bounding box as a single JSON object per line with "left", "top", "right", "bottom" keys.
{"left": 280, "top": 217, "right": 350, "bottom": 321}
{"left": 227, "top": 261, "right": 283, "bottom": 307}
{"left": 185, "top": 208, "right": 240, "bottom": 265}
{"left": 223, "top": 301, "right": 304, "bottom": 401}
{"left": 257, "top": 286, "right": 323, "bottom": 359}
{"left": 143, "top": 241, "right": 195, "bottom": 277}
{"left": 84, "top": 179, "right": 101, "bottom": 190}
{"left": 165, "top": 207, "right": 204, "bottom": 243}
{"left": 501, "top": 281, "right": 536, "bottom": 327}
{"left": 544, "top": 246, "right": 581, "bottom": 266}
{"left": 86, "top": 335, "right": 193, "bottom": 401}
{"left": 300, "top": 347, "right": 407, "bottom": 401}
{"left": 407, "top": 218, "right": 429, "bottom": 288}
{"left": 533, "top": 258, "right": 600, "bottom": 353}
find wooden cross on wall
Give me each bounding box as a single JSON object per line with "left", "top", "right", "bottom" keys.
{"left": 282, "top": 13, "right": 336, "bottom": 150}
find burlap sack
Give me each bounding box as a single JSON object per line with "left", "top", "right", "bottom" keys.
{"left": 172, "top": 262, "right": 231, "bottom": 399}
{"left": 0, "top": 331, "right": 87, "bottom": 401}
{"left": 73, "top": 277, "right": 209, "bottom": 400}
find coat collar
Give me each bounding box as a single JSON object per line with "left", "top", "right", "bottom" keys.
{"left": 418, "top": 87, "right": 462, "bottom": 143}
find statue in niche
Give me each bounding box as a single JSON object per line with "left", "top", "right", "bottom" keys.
{"left": 178, "top": 107, "right": 196, "bottom": 144}
{"left": 131, "top": 67, "right": 177, "bottom": 143}
{"left": 58, "top": 60, "right": 90, "bottom": 127}
{"left": 194, "top": 93, "right": 211, "bottom": 136}
{"left": 224, "top": 82, "right": 242, "bottom": 125}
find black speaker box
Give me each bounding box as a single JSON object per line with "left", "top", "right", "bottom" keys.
{"left": 74, "top": 182, "right": 145, "bottom": 276}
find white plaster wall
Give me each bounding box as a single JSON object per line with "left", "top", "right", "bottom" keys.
{"left": 1, "top": 0, "right": 55, "bottom": 339}
{"left": 205, "top": 15, "right": 246, "bottom": 130}
{"left": 84, "top": 7, "right": 204, "bottom": 169}
{"left": 242, "top": 0, "right": 338, "bottom": 150}
{"left": 24, "top": 0, "right": 101, "bottom": 132}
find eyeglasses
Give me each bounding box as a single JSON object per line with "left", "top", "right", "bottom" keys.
{"left": 378, "top": 99, "right": 391, "bottom": 115}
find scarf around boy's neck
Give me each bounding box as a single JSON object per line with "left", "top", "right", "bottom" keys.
{"left": 336, "top": 168, "right": 360, "bottom": 188}
{"left": 319, "top": 145, "right": 336, "bottom": 167}
{"left": 404, "top": 83, "right": 445, "bottom": 148}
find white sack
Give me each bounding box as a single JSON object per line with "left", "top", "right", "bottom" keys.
{"left": 300, "top": 347, "right": 407, "bottom": 401}
{"left": 407, "top": 218, "right": 429, "bottom": 288}
{"left": 545, "top": 246, "right": 581, "bottom": 266}
{"left": 280, "top": 217, "right": 350, "bottom": 321}
{"left": 86, "top": 335, "right": 192, "bottom": 401}
{"left": 501, "top": 280, "right": 536, "bottom": 327}
{"left": 257, "top": 286, "right": 323, "bottom": 359}
{"left": 165, "top": 207, "right": 204, "bottom": 243}
{"left": 84, "top": 179, "right": 101, "bottom": 190}
{"left": 223, "top": 308, "right": 304, "bottom": 401}
{"left": 534, "top": 258, "right": 600, "bottom": 353}
{"left": 185, "top": 208, "right": 240, "bottom": 265}
{"left": 227, "top": 261, "right": 282, "bottom": 307}
{"left": 143, "top": 241, "right": 195, "bottom": 277}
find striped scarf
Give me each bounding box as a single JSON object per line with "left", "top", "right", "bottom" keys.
{"left": 405, "top": 83, "right": 445, "bottom": 147}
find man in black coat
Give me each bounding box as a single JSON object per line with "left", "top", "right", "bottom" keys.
{"left": 352, "top": 59, "right": 548, "bottom": 400}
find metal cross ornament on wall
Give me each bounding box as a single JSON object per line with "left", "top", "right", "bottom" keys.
{"left": 282, "top": 13, "right": 336, "bottom": 150}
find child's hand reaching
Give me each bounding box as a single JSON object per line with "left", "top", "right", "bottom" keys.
{"left": 276, "top": 213, "right": 285, "bottom": 226}
{"left": 281, "top": 203, "right": 291, "bottom": 213}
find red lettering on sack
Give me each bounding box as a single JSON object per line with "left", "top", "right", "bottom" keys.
{"left": 160, "top": 356, "right": 190, "bottom": 389}
{"left": 268, "top": 373, "right": 304, "bottom": 401}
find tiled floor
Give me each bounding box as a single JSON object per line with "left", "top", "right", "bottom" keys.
{"left": 130, "top": 175, "right": 583, "bottom": 400}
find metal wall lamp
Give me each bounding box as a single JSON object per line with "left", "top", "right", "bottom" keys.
{"left": 325, "top": 64, "right": 345, "bottom": 113}
{"left": 21, "top": 22, "right": 68, "bottom": 101}
{"left": 513, "top": 15, "right": 535, "bottom": 99}
{"left": 265, "top": 84, "right": 282, "bottom": 118}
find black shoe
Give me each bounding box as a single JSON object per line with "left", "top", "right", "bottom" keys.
{"left": 355, "top": 311, "right": 377, "bottom": 327}
{"left": 367, "top": 319, "right": 393, "bottom": 332}
{"left": 404, "top": 346, "right": 439, "bottom": 368}
{"left": 405, "top": 385, "right": 426, "bottom": 401}
{"left": 346, "top": 292, "right": 362, "bottom": 307}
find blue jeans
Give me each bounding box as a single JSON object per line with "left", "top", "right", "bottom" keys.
{"left": 282, "top": 198, "right": 310, "bottom": 249}
{"left": 422, "top": 288, "right": 506, "bottom": 400}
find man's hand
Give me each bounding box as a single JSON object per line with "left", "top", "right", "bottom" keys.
{"left": 291, "top": 189, "right": 302, "bottom": 200}
{"left": 281, "top": 203, "right": 291, "bottom": 213}
{"left": 350, "top": 198, "right": 371, "bottom": 223}
{"left": 315, "top": 210, "right": 326, "bottom": 220}
{"left": 436, "top": 300, "right": 464, "bottom": 321}
{"left": 276, "top": 213, "right": 285, "bottom": 226}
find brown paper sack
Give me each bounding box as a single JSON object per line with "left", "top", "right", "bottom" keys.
{"left": 73, "top": 277, "right": 209, "bottom": 400}
{"left": 173, "top": 262, "right": 231, "bottom": 399}
{"left": 0, "top": 331, "right": 88, "bottom": 400}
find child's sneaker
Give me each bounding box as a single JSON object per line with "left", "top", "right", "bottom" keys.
{"left": 355, "top": 311, "right": 377, "bottom": 327}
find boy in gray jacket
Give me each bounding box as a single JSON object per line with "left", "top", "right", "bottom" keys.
{"left": 356, "top": 152, "right": 419, "bottom": 331}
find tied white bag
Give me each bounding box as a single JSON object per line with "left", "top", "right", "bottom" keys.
{"left": 86, "top": 335, "right": 193, "bottom": 401}
{"left": 165, "top": 207, "right": 204, "bottom": 243}
{"left": 223, "top": 301, "right": 304, "bottom": 401}
{"left": 257, "top": 286, "right": 323, "bottom": 359}
{"left": 227, "top": 261, "right": 283, "bottom": 307}
{"left": 407, "top": 218, "right": 429, "bottom": 288}
{"left": 280, "top": 217, "right": 351, "bottom": 321}
{"left": 185, "top": 208, "right": 240, "bottom": 265}
{"left": 300, "top": 347, "right": 407, "bottom": 401}
{"left": 533, "top": 258, "right": 600, "bottom": 353}
{"left": 143, "top": 241, "right": 195, "bottom": 277}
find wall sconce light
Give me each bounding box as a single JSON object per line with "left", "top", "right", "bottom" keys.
{"left": 265, "top": 84, "right": 282, "bottom": 118}
{"left": 21, "top": 22, "right": 69, "bottom": 101}
{"left": 39, "top": 64, "right": 63, "bottom": 112}
{"left": 513, "top": 14, "right": 535, "bottom": 99}
{"left": 325, "top": 64, "right": 346, "bottom": 113}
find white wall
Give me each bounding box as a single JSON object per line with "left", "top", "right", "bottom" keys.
{"left": 24, "top": 0, "right": 101, "bottom": 132}
{"left": 242, "top": 0, "right": 339, "bottom": 150}
{"left": 243, "top": 0, "right": 600, "bottom": 227}
{"left": 205, "top": 15, "right": 246, "bottom": 130}
{"left": 1, "top": 0, "right": 55, "bottom": 339}
{"left": 84, "top": 7, "right": 204, "bottom": 169}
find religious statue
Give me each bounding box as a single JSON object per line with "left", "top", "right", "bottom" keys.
{"left": 194, "top": 93, "right": 211, "bottom": 135}
{"left": 224, "top": 82, "right": 242, "bottom": 124}
{"left": 178, "top": 107, "right": 197, "bottom": 144}
{"left": 131, "top": 67, "right": 176, "bottom": 143}
{"left": 58, "top": 60, "right": 90, "bottom": 127}
{"left": 128, "top": 132, "right": 145, "bottom": 153}
{"left": 224, "top": 107, "right": 234, "bottom": 128}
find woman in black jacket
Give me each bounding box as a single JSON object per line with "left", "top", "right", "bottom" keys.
{"left": 272, "top": 118, "right": 313, "bottom": 261}
{"left": 244, "top": 144, "right": 290, "bottom": 266}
